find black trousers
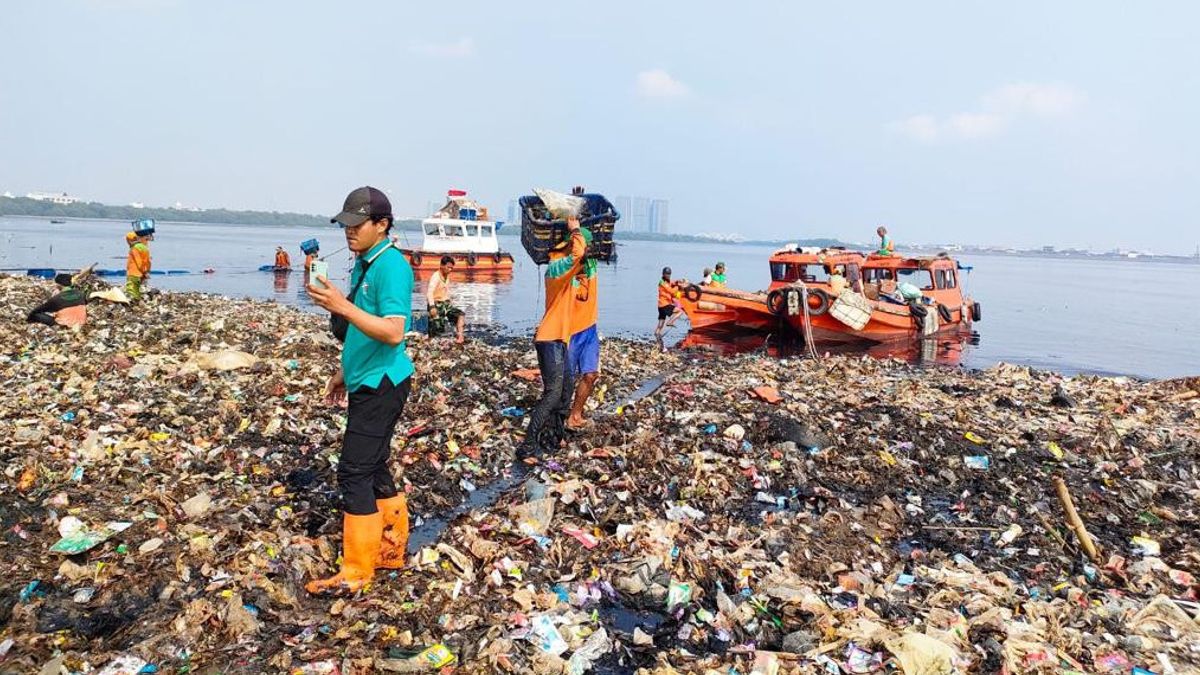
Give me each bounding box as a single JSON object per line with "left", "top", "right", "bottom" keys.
{"left": 339, "top": 375, "right": 412, "bottom": 515}
{"left": 525, "top": 340, "right": 572, "bottom": 449}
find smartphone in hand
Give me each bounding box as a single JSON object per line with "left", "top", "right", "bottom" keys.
{"left": 309, "top": 260, "right": 329, "bottom": 287}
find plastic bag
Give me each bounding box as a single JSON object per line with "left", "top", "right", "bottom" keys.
{"left": 897, "top": 282, "right": 922, "bottom": 300}
{"left": 884, "top": 632, "right": 959, "bottom": 675}
{"left": 567, "top": 627, "right": 611, "bottom": 674}
{"left": 533, "top": 188, "right": 584, "bottom": 219}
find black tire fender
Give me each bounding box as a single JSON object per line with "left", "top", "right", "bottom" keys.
{"left": 766, "top": 289, "right": 785, "bottom": 315}
{"left": 909, "top": 302, "right": 928, "bottom": 320}
{"left": 806, "top": 288, "right": 831, "bottom": 316}
{"left": 466, "top": 252, "right": 477, "bottom": 267}
{"left": 683, "top": 284, "right": 702, "bottom": 302}
{"left": 971, "top": 302, "right": 982, "bottom": 322}
{"left": 492, "top": 251, "right": 503, "bottom": 263}
{"left": 411, "top": 252, "right": 423, "bottom": 267}
{"left": 937, "top": 303, "right": 953, "bottom": 323}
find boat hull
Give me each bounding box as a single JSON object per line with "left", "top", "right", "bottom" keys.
{"left": 400, "top": 249, "right": 515, "bottom": 279}
{"left": 678, "top": 282, "right": 975, "bottom": 344}
{"left": 677, "top": 287, "right": 777, "bottom": 331}
{"left": 787, "top": 298, "right": 974, "bottom": 344}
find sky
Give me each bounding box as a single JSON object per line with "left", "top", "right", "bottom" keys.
{"left": 2, "top": 1, "right": 1198, "bottom": 254}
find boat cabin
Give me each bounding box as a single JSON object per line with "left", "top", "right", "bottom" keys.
{"left": 860, "top": 255, "right": 963, "bottom": 305}
{"left": 420, "top": 218, "right": 501, "bottom": 254}
{"left": 767, "top": 247, "right": 866, "bottom": 291}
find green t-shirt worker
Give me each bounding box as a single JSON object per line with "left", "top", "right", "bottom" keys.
{"left": 305, "top": 186, "right": 415, "bottom": 594}
{"left": 876, "top": 225, "right": 895, "bottom": 256}
{"left": 711, "top": 262, "right": 727, "bottom": 287}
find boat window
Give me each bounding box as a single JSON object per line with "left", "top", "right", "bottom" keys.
{"left": 443, "top": 224, "right": 466, "bottom": 237}
{"left": 464, "top": 224, "right": 479, "bottom": 237}
{"left": 424, "top": 222, "right": 441, "bottom": 236}
{"left": 479, "top": 223, "right": 493, "bottom": 236}
{"left": 935, "top": 268, "right": 957, "bottom": 289}
{"left": 863, "top": 268, "right": 894, "bottom": 282}
{"left": 770, "top": 262, "right": 796, "bottom": 282}
{"left": 799, "top": 265, "right": 830, "bottom": 283}
{"left": 896, "top": 268, "right": 935, "bottom": 290}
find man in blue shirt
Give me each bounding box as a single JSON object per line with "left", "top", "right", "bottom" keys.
{"left": 305, "top": 186, "right": 415, "bottom": 594}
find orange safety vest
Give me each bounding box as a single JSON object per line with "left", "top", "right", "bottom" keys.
{"left": 126, "top": 242, "right": 151, "bottom": 277}
{"left": 657, "top": 280, "right": 675, "bottom": 308}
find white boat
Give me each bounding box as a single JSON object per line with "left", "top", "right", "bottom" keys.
{"left": 399, "top": 190, "right": 515, "bottom": 273}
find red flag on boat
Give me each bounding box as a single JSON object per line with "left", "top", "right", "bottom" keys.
{"left": 447, "top": 189, "right": 467, "bottom": 197}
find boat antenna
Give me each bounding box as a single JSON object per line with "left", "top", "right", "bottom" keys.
{"left": 318, "top": 244, "right": 348, "bottom": 261}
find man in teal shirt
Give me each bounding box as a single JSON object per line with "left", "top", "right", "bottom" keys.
{"left": 305, "top": 186, "right": 415, "bottom": 594}
{"left": 876, "top": 226, "right": 895, "bottom": 256}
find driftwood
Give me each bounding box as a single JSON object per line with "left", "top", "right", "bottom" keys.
{"left": 1053, "top": 476, "right": 1101, "bottom": 563}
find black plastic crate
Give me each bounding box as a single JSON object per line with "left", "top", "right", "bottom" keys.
{"left": 519, "top": 193, "right": 620, "bottom": 265}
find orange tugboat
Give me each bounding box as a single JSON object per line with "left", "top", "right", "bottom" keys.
{"left": 674, "top": 246, "right": 861, "bottom": 332}
{"left": 398, "top": 190, "right": 515, "bottom": 278}
{"left": 676, "top": 245, "right": 981, "bottom": 344}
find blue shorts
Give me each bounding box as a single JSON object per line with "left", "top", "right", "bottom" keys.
{"left": 568, "top": 325, "right": 600, "bottom": 376}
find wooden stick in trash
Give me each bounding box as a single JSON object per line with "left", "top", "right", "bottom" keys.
{"left": 72, "top": 263, "right": 98, "bottom": 285}
{"left": 1053, "top": 476, "right": 1101, "bottom": 563}
{"left": 1034, "top": 509, "right": 1070, "bottom": 551}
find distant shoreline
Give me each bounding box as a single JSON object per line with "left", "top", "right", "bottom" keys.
{"left": 3, "top": 207, "right": 1195, "bottom": 264}
{"left": 904, "top": 246, "right": 1199, "bottom": 266}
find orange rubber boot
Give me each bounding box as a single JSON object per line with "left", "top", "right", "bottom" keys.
{"left": 305, "top": 511, "right": 383, "bottom": 594}
{"left": 376, "top": 494, "right": 409, "bottom": 569}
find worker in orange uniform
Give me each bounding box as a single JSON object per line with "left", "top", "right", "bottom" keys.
{"left": 304, "top": 245, "right": 319, "bottom": 273}
{"left": 274, "top": 246, "right": 292, "bottom": 269}
{"left": 565, "top": 229, "right": 598, "bottom": 430}
{"left": 520, "top": 217, "right": 585, "bottom": 457}
{"left": 125, "top": 230, "right": 152, "bottom": 300}
{"left": 654, "top": 266, "right": 682, "bottom": 343}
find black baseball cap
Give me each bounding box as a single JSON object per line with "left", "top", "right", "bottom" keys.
{"left": 662, "top": 266, "right": 672, "bottom": 275}
{"left": 332, "top": 186, "right": 391, "bottom": 228}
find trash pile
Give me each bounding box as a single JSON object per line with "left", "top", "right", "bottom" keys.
{"left": 1, "top": 273, "right": 1198, "bottom": 674}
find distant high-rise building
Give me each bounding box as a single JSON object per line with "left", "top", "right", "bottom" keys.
{"left": 610, "top": 194, "right": 667, "bottom": 233}
{"left": 507, "top": 199, "right": 520, "bottom": 228}
{"left": 613, "top": 196, "right": 633, "bottom": 231}
{"left": 648, "top": 199, "right": 669, "bottom": 234}
{"left": 632, "top": 197, "right": 651, "bottom": 233}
